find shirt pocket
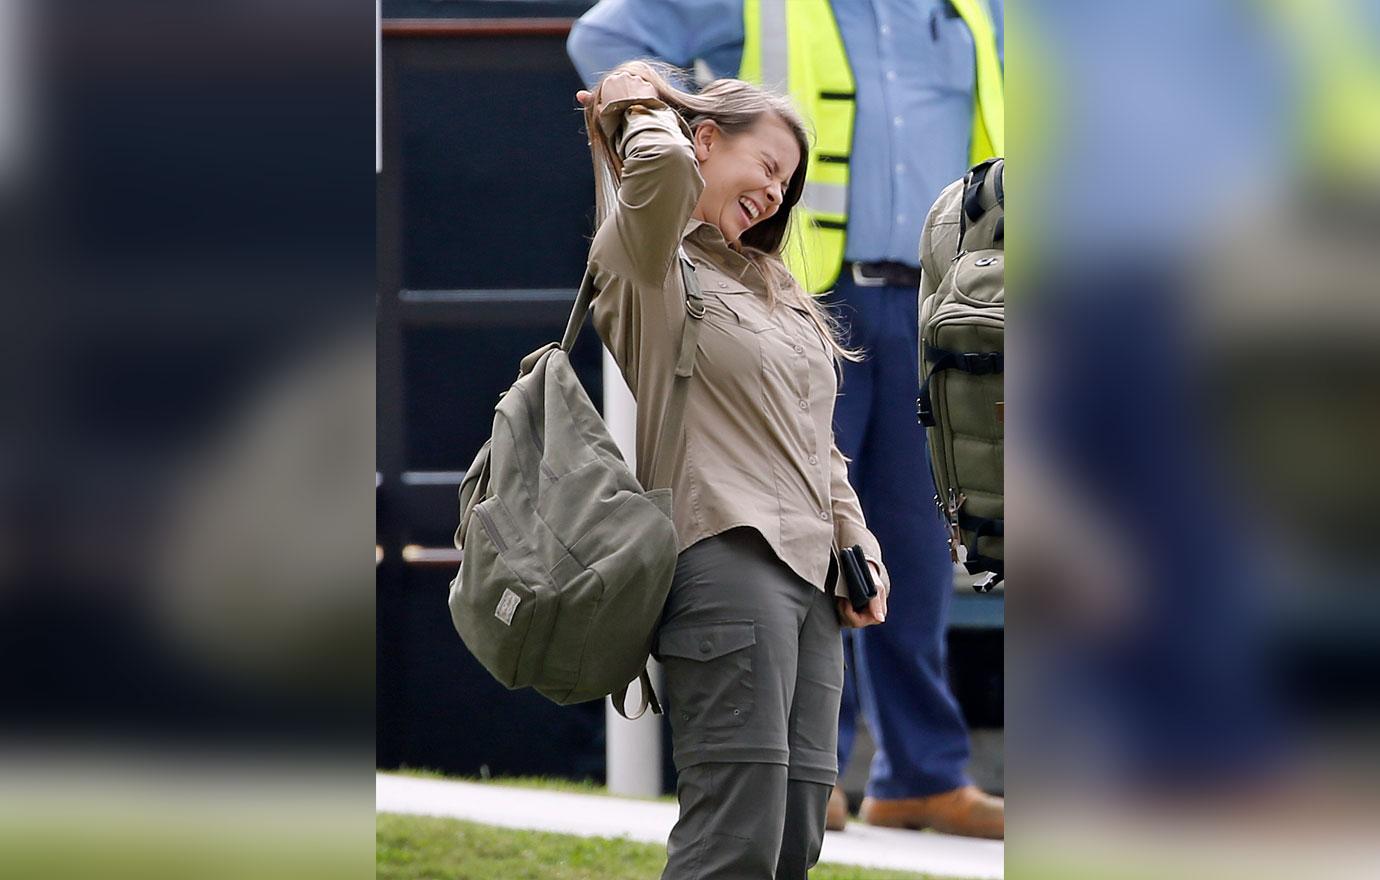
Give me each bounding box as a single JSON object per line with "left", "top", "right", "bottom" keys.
{"left": 717, "top": 292, "right": 776, "bottom": 334}
{"left": 655, "top": 620, "right": 757, "bottom": 728}
{"left": 693, "top": 263, "right": 755, "bottom": 298}
{"left": 928, "top": 5, "right": 979, "bottom": 96}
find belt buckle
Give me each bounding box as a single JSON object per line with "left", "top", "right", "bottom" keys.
{"left": 851, "top": 262, "right": 888, "bottom": 288}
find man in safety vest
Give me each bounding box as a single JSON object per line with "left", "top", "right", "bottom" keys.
{"left": 570, "top": 0, "right": 1004, "bottom": 839}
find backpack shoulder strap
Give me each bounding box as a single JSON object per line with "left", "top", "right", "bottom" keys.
{"left": 557, "top": 251, "right": 704, "bottom": 720}
{"left": 612, "top": 666, "right": 662, "bottom": 721}
{"left": 958, "top": 157, "right": 1004, "bottom": 255}
{"left": 559, "top": 269, "right": 598, "bottom": 353}
{"left": 644, "top": 249, "right": 705, "bottom": 491}
{"left": 555, "top": 251, "right": 704, "bottom": 490}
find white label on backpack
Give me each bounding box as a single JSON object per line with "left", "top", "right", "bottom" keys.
{"left": 495, "top": 589, "right": 521, "bottom": 626}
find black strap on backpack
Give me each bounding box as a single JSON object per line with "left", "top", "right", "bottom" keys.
{"left": 916, "top": 344, "right": 1004, "bottom": 427}
{"left": 958, "top": 509, "right": 1004, "bottom": 579}
{"left": 958, "top": 157, "right": 1004, "bottom": 256}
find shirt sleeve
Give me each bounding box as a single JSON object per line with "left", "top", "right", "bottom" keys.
{"left": 588, "top": 99, "right": 705, "bottom": 290}
{"left": 567, "top": 0, "right": 746, "bottom": 89}
{"left": 828, "top": 441, "right": 892, "bottom": 597}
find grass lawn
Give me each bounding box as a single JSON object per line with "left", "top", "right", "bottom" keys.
{"left": 378, "top": 812, "right": 946, "bottom": 880}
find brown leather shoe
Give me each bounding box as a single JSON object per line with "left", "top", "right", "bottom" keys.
{"left": 825, "top": 784, "right": 849, "bottom": 831}
{"left": 860, "top": 785, "right": 1004, "bottom": 839}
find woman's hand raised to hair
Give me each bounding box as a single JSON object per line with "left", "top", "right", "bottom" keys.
{"left": 575, "top": 64, "right": 660, "bottom": 116}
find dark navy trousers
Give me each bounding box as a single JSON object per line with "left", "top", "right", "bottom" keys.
{"left": 827, "top": 275, "right": 971, "bottom": 799}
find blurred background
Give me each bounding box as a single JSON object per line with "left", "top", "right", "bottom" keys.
{"left": 1006, "top": 0, "right": 1380, "bottom": 877}
{"left": 1, "top": 1, "right": 375, "bottom": 877}
{"left": 1, "top": 0, "right": 1378, "bottom": 877}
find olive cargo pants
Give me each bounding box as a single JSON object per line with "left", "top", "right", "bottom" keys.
{"left": 654, "top": 528, "right": 844, "bottom": 879}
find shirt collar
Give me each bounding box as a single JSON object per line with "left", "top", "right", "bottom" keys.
{"left": 682, "top": 219, "right": 806, "bottom": 308}
{"left": 682, "top": 218, "right": 746, "bottom": 254}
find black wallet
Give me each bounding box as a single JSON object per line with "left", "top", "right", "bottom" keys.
{"left": 839, "top": 545, "right": 878, "bottom": 612}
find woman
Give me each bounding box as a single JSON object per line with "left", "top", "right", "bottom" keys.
{"left": 578, "top": 62, "right": 890, "bottom": 879}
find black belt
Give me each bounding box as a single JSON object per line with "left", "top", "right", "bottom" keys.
{"left": 846, "top": 261, "right": 922, "bottom": 289}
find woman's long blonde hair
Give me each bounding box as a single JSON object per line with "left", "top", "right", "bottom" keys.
{"left": 584, "top": 61, "right": 861, "bottom": 363}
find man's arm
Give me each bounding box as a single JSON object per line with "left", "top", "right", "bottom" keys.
{"left": 566, "top": 0, "right": 744, "bottom": 90}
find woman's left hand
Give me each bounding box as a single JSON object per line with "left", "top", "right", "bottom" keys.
{"left": 836, "top": 559, "right": 888, "bottom": 628}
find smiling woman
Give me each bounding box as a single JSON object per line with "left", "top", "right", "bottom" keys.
{"left": 580, "top": 62, "right": 854, "bottom": 361}
{"left": 574, "top": 61, "right": 894, "bottom": 880}
{"left": 689, "top": 109, "right": 798, "bottom": 245}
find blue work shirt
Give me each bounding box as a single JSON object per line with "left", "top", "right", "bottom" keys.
{"left": 567, "top": 0, "right": 1003, "bottom": 267}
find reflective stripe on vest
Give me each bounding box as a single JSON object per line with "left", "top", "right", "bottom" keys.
{"left": 949, "top": 0, "right": 1006, "bottom": 165}
{"left": 741, "top": 0, "right": 855, "bottom": 294}
{"left": 740, "top": 1, "right": 1003, "bottom": 293}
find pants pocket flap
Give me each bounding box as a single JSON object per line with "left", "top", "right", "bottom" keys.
{"left": 656, "top": 620, "right": 755, "bottom": 662}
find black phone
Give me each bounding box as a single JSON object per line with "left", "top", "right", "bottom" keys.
{"left": 840, "top": 545, "right": 878, "bottom": 612}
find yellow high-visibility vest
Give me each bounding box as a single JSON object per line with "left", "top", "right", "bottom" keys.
{"left": 739, "top": 0, "right": 1004, "bottom": 293}
{"left": 1264, "top": 0, "right": 1380, "bottom": 176}
{"left": 740, "top": 0, "right": 854, "bottom": 293}
{"left": 950, "top": 0, "right": 1006, "bottom": 166}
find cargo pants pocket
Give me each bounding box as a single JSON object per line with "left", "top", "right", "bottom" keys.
{"left": 655, "top": 620, "right": 756, "bottom": 728}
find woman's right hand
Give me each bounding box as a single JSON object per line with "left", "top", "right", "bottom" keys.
{"left": 576, "top": 64, "right": 660, "bottom": 116}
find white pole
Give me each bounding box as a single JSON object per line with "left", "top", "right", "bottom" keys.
{"left": 602, "top": 347, "right": 664, "bottom": 798}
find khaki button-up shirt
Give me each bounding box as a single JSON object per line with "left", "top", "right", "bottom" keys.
{"left": 588, "top": 100, "right": 889, "bottom": 596}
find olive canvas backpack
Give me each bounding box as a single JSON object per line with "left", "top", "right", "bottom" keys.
{"left": 917, "top": 158, "right": 1005, "bottom": 579}
{"left": 450, "top": 256, "right": 703, "bottom": 718}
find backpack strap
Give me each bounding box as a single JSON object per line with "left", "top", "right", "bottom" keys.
{"left": 559, "top": 269, "right": 599, "bottom": 353}
{"left": 958, "top": 509, "right": 1004, "bottom": 579}
{"left": 917, "top": 344, "right": 1004, "bottom": 427}
{"left": 958, "top": 157, "right": 1004, "bottom": 257}
{"left": 612, "top": 666, "right": 663, "bottom": 721}
{"left": 556, "top": 251, "right": 704, "bottom": 490}
{"left": 645, "top": 250, "right": 705, "bottom": 490}
{"left": 624, "top": 251, "right": 704, "bottom": 719}
{"left": 559, "top": 250, "right": 706, "bottom": 720}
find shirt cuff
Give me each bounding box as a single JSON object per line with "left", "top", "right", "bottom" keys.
{"left": 598, "top": 96, "right": 676, "bottom": 142}
{"left": 835, "top": 529, "right": 890, "bottom": 597}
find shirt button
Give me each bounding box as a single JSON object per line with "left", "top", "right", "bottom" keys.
{"left": 798, "top": 399, "right": 808, "bottom": 410}
{"left": 717, "top": 281, "right": 727, "bottom": 289}
{"left": 809, "top": 454, "right": 819, "bottom": 466}
{"left": 895, "top": 163, "right": 906, "bottom": 174}
{"left": 818, "top": 510, "right": 830, "bottom": 521}
{"left": 880, "top": 24, "right": 891, "bottom": 36}
{"left": 699, "top": 640, "right": 712, "bottom": 654}
{"left": 793, "top": 344, "right": 804, "bottom": 354}
{"left": 897, "top": 213, "right": 907, "bottom": 224}
{"left": 893, "top": 115, "right": 903, "bottom": 127}
{"left": 886, "top": 70, "right": 897, "bottom": 82}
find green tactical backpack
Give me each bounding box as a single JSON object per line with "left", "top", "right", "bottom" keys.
{"left": 917, "top": 158, "right": 1004, "bottom": 579}
{"left": 450, "top": 256, "right": 704, "bottom": 718}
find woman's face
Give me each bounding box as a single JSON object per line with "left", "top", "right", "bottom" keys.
{"left": 691, "top": 115, "right": 801, "bottom": 246}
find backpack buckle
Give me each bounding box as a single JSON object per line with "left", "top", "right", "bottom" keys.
{"left": 917, "top": 393, "right": 936, "bottom": 427}
{"left": 957, "top": 352, "right": 1002, "bottom": 375}
{"left": 851, "top": 262, "right": 889, "bottom": 287}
